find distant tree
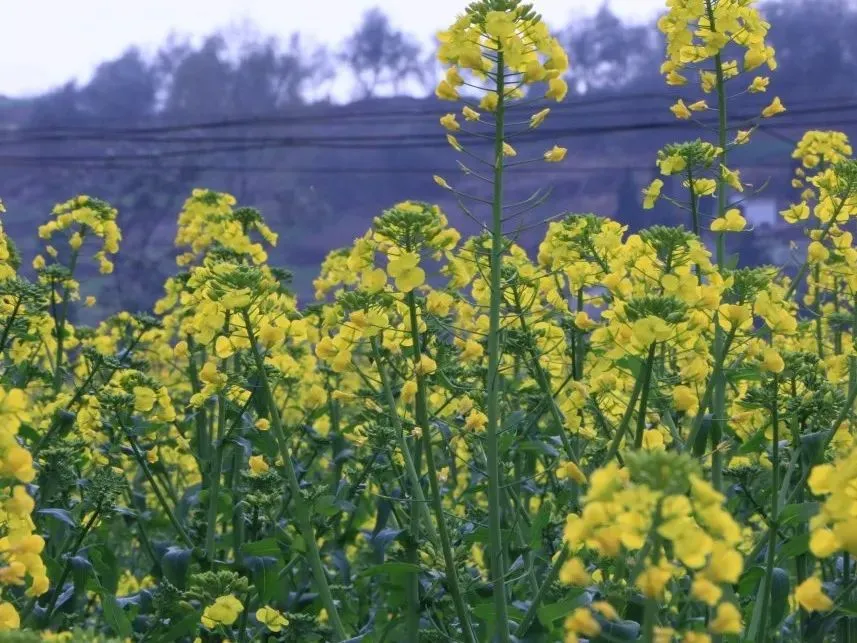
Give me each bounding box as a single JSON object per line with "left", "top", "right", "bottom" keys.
{"left": 26, "top": 83, "right": 83, "bottom": 128}
{"left": 79, "top": 49, "right": 157, "bottom": 122}
{"left": 160, "top": 35, "right": 234, "bottom": 117}
{"left": 763, "top": 0, "right": 857, "bottom": 96}
{"left": 340, "top": 8, "right": 426, "bottom": 98}
{"left": 230, "top": 34, "right": 333, "bottom": 111}
{"left": 275, "top": 34, "right": 334, "bottom": 105}
{"left": 563, "top": 4, "right": 658, "bottom": 94}
{"left": 614, "top": 169, "right": 641, "bottom": 226}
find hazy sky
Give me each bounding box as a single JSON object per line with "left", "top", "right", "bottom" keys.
{"left": 1, "top": 0, "right": 664, "bottom": 97}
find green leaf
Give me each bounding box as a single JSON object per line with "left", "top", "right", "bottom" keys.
{"left": 738, "top": 566, "right": 765, "bottom": 598}
{"left": 537, "top": 589, "right": 586, "bottom": 626}
{"left": 836, "top": 602, "right": 857, "bottom": 617}
{"left": 464, "top": 526, "right": 511, "bottom": 546}
{"left": 70, "top": 556, "right": 93, "bottom": 598}
{"left": 779, "top": 533, "right": 810, "bottom": 559}
{"left": 241, "top": 538, "right": 282, "bottom": 558}
{"left": 745, "top": 569, "right": 768, "bottom": 640}
{"left": 367, "top": 528, "right": 403, "bottom": 560}
{"left": 361, "top": 562, "right": 422, "bottom": 576}
{"left": 518, "top": 440, "right": 560, "bottom": 457}
{"left": 153, "top": 610, "right": 201, "bottom": 643}
{"left": 161, "top": 547, "right": 192, "bottom": 590}
{"left": 693, "top": 414, "right": 712, "bottom": 457}
{"left": 800, "top": 431, "right": 827, "bottom": 463}
{"left": 473, "top": 601, "right": 523, "bottom": 626}
{"left": 246, "top": 556, "right": 284, "bottom": 603}
{"left": 529, "top": 500, "right": 552, "bottom": 550}
{"left": 18, "top": 423, "right": 40, "bottom": 443}
{"left": 737, "top": 427, "right": 767, "bottom": 454}
{"left": 315, "top": 494, "right": 340, "bottom": 517}
{"left": 616, "top": 355, "right": 643, "bottom": 378}
{"left": 100, "top": 591, "right": 133, "bottom": 638}
{"left": 727, "top": 365, "right": 763, "bottom": 383}
{"left": 503, "top": 410, "right": 527, "bottom": 433}
{"left": 89, "top": 545, "right": 120, "bottom": 594}
{"left": 779, "top": 502, "right": 820, "bottom": 526}
{"left": 248, "top": 427, "right": 278, "bottom": 460}
{"left": 36, "top": 508, "right": 77, "bottom": 528}
{"left": 472, "top": 601, "right": 496, "bottom": 626}
{"left": 803, "top": 611, "right": 842, "bottom": 642}
{"left": 770, "top": 567, "right": 791, "bottom": 628}
{"left": 600, "top": 619, "right": 642, "bottom": 640}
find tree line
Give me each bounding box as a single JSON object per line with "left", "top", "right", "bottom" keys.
{"left": 0, "top": 0, "right": 855, "bottom": 312}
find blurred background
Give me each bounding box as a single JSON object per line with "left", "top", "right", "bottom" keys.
{"left": 0, "top": 0, "right": 853, "bottom": 316}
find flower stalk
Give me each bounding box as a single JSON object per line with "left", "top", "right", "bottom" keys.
{"left": 243, "top": 310, "right": 347, "bottom": 642}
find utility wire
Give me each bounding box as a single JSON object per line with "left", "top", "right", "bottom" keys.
{"left": 4, "top": 88, "right": 856, "bottom": 143}
{"left": 0, "top": 107, "right": 854, "bottom": 166}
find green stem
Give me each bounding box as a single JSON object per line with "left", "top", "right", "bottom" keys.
{"left": 641, "top": 520, "right": 664, "bottom": 643}
{"left": 237, "top": 590, "right": 253, "bottom": 643}
{"left": 643, "top": 598, "right": 659, "bottom": 642}
{"left": 185, "top": 337, "right": 210, "bottom": 482}
{"left": 373, "top": 336, "right": 432, "bottom": 643}
{"left": 126, "top": 433, "right": 194, "bottom": 549}
{"left": 231, "top": 447, "right": 245, "bottom": 568}
{"left": 52, "top": 250, "right": 79, "bottom": 393}
{"left": 841, "top": 553, "right": 851, "bottom": 643}
{"left": 605, "top": 350, "right": 652, "bottom": 462}
{"left": 757, "top": 374, "right": 780, "bottom": 641}
{"left": 371, "top": 338, "right": 439, "bottom": 545}
{"left": 406, "top": 294, "right": 476, "bottom": 643}
{"left": 486, "top": 51, "right": 511, "bottom": 643}
{"left": 34, "top": 329, "right": 145, "bottom": 458}
{"left": 813, "top": 266, "right": 825, "bottom": 358}
{"left": 784, "top": 215, "right": 844, "bottom": 302}
{"left": 205, "top": 393, "right": 226, "bottom": 566}
{"left": 0, "top": 296, "right": 21, "bottom": 353}
{"left": 687, "top": 165, "right": 700, "bottom": 238}
{"left": 706, "top": 0, "right": 729, "bottom": 493}
{"left": 822, "top": 357, "right": 857, "bottom": 454}
{"left": 516, "top": 291, "right": 578, "bottom": 465}
{"left": 685, "top": 329, "right": 736, "bottom": 450}
{"left": 517, "top": 546, "right": 568, "bottom": 636}
{"left": 633, "top": 343, "right": 658, "bottom": 450}
{"left": 243, "top": 310, "right": 347, "bottom": 641}
{"left": 41, "top": 508, "right": 100, "bottom": 623}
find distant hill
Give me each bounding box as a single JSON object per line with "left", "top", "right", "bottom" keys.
{"left": 1, "top": 0, "right": 855, "bottom": 315}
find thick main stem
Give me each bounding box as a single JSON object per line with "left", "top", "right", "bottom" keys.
{"left": 757, "top": 375, "right": 780, "bottom": 641}
{"left": 243, "top": 311, "right": 347, "bottom": 642}
{"left": 486, "top": 52, "right": 511, "bottom": 643}
{"left": 633, "top": 343, "right": 658, "bottom": 450}
{"left": 371, "top": 339, "right": 438, "bottom": 544}
{"left": 51, "top": 250, "right": 80, "bottom": 392}
{"left": 371, "top": 338, "right": 432, "bottom": 641}
{"left": 706, "top": 0, "right": 729, "bottom": 493}
{"left": 406, "top": 294, "right": 476, "bottom": 643}
{"left": 126, "top": 433, "right": 194, "bottom": 549}
{"left": 205, "top": 393, "right": 226, "bottom": 566}
{"left": 41, "top": 508, "right": 100, "bottom": 622}
{"left": 517, "top": 546, "right": 568, "bottom": 636}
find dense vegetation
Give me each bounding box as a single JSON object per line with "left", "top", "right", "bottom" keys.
{"left": 2, "top": 0, "right": 857, "bottom": 641}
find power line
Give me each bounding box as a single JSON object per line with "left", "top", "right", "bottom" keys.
{"left": 5, "top": 89, "right": 856, "bottom": 145}
{"left": 0, "top": 106, "right": 854, "bottom": 166}
{"left": 0, "top": 157, "right": 805, "bottom": 175}
{"left": 1, "top": 90, "right": 672, "bottom": 138}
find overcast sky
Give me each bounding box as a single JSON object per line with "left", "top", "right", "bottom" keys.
{"left": 1, "top": 0, "right": 664, "bottom": 97}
